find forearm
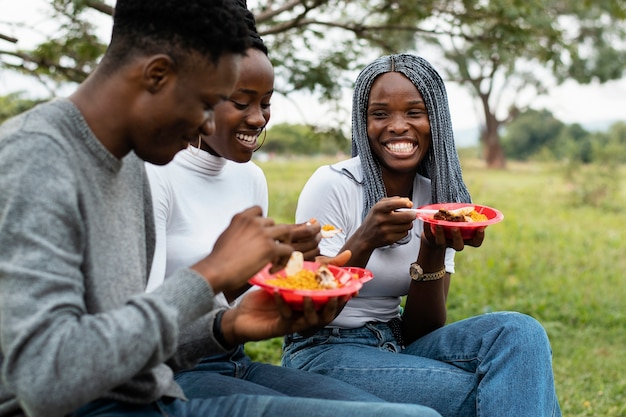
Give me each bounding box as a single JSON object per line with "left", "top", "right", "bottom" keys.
{"left": 402, "top": 275, "right": 449, "bottom": 343}
{"left": 0, "top": 269, "right": 213, "bottom": 416}
{"left": 340, "top": 230, "right": 377, "bottom": 267}
{"left": 402, "top": 240, "right": 448, "bottom": 343}
{"left": 167, "top": 307, "right": 234, "bottom": 371}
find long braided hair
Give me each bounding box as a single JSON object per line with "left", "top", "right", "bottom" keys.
{"left": 351, "top": 54, "right": 471, "bottom": 226}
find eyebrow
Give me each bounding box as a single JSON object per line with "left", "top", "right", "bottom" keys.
{"left": 369, "top": 99, "right": 425, "bottom": 107}
{"left": 237, "top": 88, "right": 274, "bottom": 96}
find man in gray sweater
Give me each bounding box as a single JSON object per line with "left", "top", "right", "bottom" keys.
{"left": 0, "top": 0, "right": 444, "bottom": 417}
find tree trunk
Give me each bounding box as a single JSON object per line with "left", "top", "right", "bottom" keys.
{"left": 483, "top": 129, "right": 506, "bottom": 169}
{"left": 481, "top": 111, "right": 506, "bottom": 169}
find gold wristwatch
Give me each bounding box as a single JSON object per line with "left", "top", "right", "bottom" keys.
{"left": 409, "top": 262, "right": 446, "bottom": 282}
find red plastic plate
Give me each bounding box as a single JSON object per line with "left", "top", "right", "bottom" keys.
{"left": 416, "top": 203, "right": 504, "bottom": 239}
{"left": 249, "top": 262, "right": 371, "bottom": 310}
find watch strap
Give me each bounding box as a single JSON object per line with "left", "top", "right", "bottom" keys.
{"left": 410, "top": 262, "right": 446, "bottom": 282}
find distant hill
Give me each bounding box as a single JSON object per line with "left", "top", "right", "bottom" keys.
{"left": 453, "top": 119, "right": 622, "bottom": 149}
{"left": 580, "top": 120, "right": 619, "bottom": 132}
{"left": 454, "top": 127, "right": 480, "bottom": 148}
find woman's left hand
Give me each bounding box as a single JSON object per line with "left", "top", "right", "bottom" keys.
{"left": 423, "top": 223, "right": 485, "bottom": 251}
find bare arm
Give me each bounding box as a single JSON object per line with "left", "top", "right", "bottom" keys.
{"left": 402, "top": 224, "right": 485, "bottom": 344}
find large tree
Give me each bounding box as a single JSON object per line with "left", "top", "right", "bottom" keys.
{"left": 423, "top": 0, "right": 626, "bottom": 167}
{"left": 1, "top": 0, "right": 624, "bottom": 167}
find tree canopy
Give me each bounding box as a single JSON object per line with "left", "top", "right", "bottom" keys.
{"left": 1, "top": 0, "right": 624, "bottom": 167}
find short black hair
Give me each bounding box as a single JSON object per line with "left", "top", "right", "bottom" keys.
{"left": 102, "top": 0, "right": 250, "bottom": 70}
{"left": 235, "top": 0, "right": 268, "bottom": 56}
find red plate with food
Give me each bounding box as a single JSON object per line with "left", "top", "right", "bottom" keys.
{"left": 249, "top": 259, "right": 367, "bottom": 310}
{"left": 415, "top": 203, "right": 504, "bottom": 240}
{"left": 341, "top": 266, "right": 374, "bottom": 285}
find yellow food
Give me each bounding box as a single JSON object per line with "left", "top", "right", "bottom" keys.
{"left": 266, "top": 268, "right": 342, "bottom": 291}
{"left": 467, "top": 210, "right": 488, "bottom": 222}
{"left": 320, "top": 223, "right": 342, "bottom": 238}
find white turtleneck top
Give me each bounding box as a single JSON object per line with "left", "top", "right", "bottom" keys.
{"left": 145, "top": 148, "right": 268, "bottom": 308}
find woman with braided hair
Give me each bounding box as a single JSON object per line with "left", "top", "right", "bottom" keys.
{"left": 283, "top": 54, "right": 562, "bottom": 417}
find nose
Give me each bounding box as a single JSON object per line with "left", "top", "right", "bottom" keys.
{"left": 200, "top": 112, "right": 216, "bottom": 136}
{"left": 246, "top": 105, "right": 268, "bottom": 129}
{"left": 388, "top": 113, "right": 408, "bottom": 134}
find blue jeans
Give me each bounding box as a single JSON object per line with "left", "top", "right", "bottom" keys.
{"left": 283, "top": 312, "right": 562, "bottom": 417}
{"left": 71, "top": 345, "right": 442, "bottom": 416}
{"left": 174, "top": 344, "right": 387, "bottom": 400}
{"left": 72, "top": 392, "right": 441, "bottom": 417}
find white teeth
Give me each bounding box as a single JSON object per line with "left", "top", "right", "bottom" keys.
{"left": 236, "top": 133, "right": 258, "bottom": 144}
{"left": 385, "top": 142, "right": 415, "bottom": 153}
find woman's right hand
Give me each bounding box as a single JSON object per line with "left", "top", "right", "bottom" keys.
{"left": 341, "top": 197, "right": 415, "bottom": 267}
{"left": 191, "top": 206, "right": 293, "bottom": 293}
{"left": 362, "top": 197, "right": 416, "bottom": 246}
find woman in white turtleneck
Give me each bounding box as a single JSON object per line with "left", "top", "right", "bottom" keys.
{"left": 143, "top": 39, "right": 388, "bottom": 402}
{"left": 145, "top": 48, "right": 274, "bottom": 302}
{"left": 145, "top": 141, "right": 268, "bottom": 297}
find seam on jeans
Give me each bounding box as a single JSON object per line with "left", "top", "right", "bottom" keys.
{"left": 329, "top": 365, "right": 471, "bottom": 377}
{"left": 156, "top": 400, "right": 172, "bottom": 417}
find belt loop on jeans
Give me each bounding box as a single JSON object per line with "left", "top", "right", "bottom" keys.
{"left": 386, "top": 317, "right": 405, "bottom": 348}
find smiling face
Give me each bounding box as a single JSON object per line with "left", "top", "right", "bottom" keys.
{"left": 366, "top": 72, "right": 431, "bottom": 178}
{"left": 203, "top": 48, "right": 274, "bottom": 163}
{"left": 132, "top": 52, "right": 242, "bottom": 165}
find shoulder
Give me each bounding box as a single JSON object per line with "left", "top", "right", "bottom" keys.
{"left": 0, "top": 103, "right": 92, "bottom": 230}
{"left": 1, "top": 101, "right": 81, "bottom": 178}
{"left": 308, "top": 156, "right": 363, "bottom": 183}
{"left": 298, "top": 157, "right": 363, "bottom": 211}
{"left": 144, "top": 160, "right": 175, "bottom": 191}
{"left": 144, "top": 160, "right": 181, "bottom": 216}
{"left": 233, "top": 159, "right": 265, "bottom": 176}
{"left": 1, "top": 100, "right": 69, "bottom": 147}
{"left": 225, "top": 160, "right": 267, "bottom": 184}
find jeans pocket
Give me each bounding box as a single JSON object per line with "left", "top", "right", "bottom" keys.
{"left": 283, "top": 333, "right": 333, "bottom": 368}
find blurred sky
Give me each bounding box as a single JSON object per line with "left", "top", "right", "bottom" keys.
{"left": 1, "top": 0, "right": 625, "bottom": 140}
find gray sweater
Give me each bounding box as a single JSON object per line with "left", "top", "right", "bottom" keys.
{"left": 0, "top": 100, "right": 229, "bottom": 417}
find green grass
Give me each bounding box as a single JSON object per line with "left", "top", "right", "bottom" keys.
{"left": 252, "top": 155, "right": 626, "bottom": 417}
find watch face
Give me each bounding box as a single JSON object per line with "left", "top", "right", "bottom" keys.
{"left": 410, "top": 263, "right": 423, "bottom": 280}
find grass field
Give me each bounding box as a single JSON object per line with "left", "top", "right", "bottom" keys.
{"left": 252, "top": 154, "right": 626, "bottom": 417}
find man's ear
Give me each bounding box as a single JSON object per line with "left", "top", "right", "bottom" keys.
{"left": 143, "top": 54, "right": 175, "bottom": 94}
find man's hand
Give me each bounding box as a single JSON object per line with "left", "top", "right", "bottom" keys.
{"left": 220, "top": 289, "right": 351, "bottom": 344}
{"left": 288, "top": 220, "right": 322, "bottom": 261}
{"left": 191, "top": 206, "right": 293, "bottom": 293}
